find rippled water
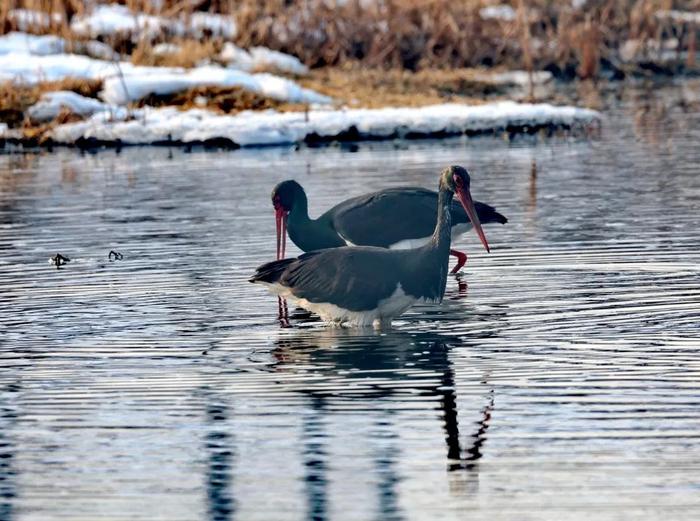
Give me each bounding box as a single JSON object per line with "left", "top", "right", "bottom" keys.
{"left": 1, "top": 85, "right": 700, "bottom": 520}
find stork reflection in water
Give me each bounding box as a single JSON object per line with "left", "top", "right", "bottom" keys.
{"left": 272, "top": 329, "right": 495, "bottom": 510}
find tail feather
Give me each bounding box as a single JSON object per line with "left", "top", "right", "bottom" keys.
{"left": 250, "top": 251, "right": 324, "bottom": 284}
{"left": 249, "top": 258, "right": 296, "bottom": 284}
{"left": 475, "top": 201, "right": 508, "bottom": 225}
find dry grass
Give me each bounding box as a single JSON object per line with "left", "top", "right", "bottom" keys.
{"left": 299, "top": 65, "right": 505, "bottom": 108}
{"left": 136, "top": 85, "right": 296, "bottom": 112}
{"left": 232, "top": 0, "right": 700, "bottom": 77}
{"left": 2, "top": 1, "right": 700, "bottom": 78}
{"left": 0, "top": 78, "right": 101, "bottom": 128}
{"left": 131, "top": 39, "right": 220, "bottom": 67}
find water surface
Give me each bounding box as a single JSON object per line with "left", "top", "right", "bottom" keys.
{"left": 1, "top": 85, "right": 700, "bottom": 520}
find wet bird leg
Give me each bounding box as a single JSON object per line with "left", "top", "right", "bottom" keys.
{"left": 278, "top": 296, "right": 290, "bottom": 328}
{"left": 449, "top": 249, "right": 468, "bottom": 274}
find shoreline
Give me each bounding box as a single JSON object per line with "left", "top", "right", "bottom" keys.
{"left": 0, "top": 100, "right": 600, "bottom": 151}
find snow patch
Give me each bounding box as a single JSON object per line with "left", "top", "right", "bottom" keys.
{"left": 0, "top": 52, "right": 330, "bottom": 105}
{"left": 187, "top": 12, "right": 237, "bottom": 39}
{"left": 656, "top": 10, "right": 700, "bottom": 24}
{"left": 70, "top": 4, "right": 236, "bottom": 41}
{"left": 71, "top": 5, "right": 171, "bottom": 40}
{"left": 0, "top": 32, "right": 65, "bottom": 56}
{"left": 100, "top": 66, "right": 331, "bottom": 105}
{"left": 27, "top": 91, "right": 110, "bottom": 123}
{"left": 249, "top": 47, "right": 308, "bottom": 76}
{"left": 8, "top": 9, "right": 64, "bottom": 31}
{"left": 152, "top": 43, "right": 181, "bottom": 56}
{"left": 42, "top": 101, "right": 600, "bottom": 147}
{"left": 475, "top": 70, "right": 553, "bottom": 86}
{"left": 220, "top": 43, "right": 309, "bottom": 75}
{"left": 0, "top": 52, "right": 116, "bottom": 83}
{"left": 0, "top": 31, "right": 118, "bottom": 60}
{"left": 479, "top": 5, "right": 517, "bottom": 22}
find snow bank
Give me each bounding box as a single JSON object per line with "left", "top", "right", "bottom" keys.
{"left": 43, "top": 102, "right": 600, "bottom": 147}
{"left": 100, "top": 66, "right": 331, "bottom": 105}
{"left": 0, "top": 32, "right": 65, "bottom": 56}
{"left": 71, "top": 4, "right": 236, "bottom": 41}
{"left": 0, "top": 52, "right": 330, "bottom": 105}
{"left": 27, "top": 91, "right": 110, "bottom": 123}
{"left": 0, "top": 52, "right": 115, "bottom": 83}
{"left": 71, "top": 5, "right": 171, "bottom": 39}
{"left": 220, "top": 43, "right": 309, "bottom": 76}
{"left": 0, "top": 31, "right": 117, "bottom": 61}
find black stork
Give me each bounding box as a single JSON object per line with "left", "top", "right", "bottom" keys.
{"left": 271, "top": 175, "right": 506, "bottom": 273}
{"left": 250, "top": 165, "right": 490, "bottom": 327}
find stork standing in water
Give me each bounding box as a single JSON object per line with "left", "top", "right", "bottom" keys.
{"left": 250, "top": 166, "right": 490, "bottom": 327}
{"left": 271, "top": 175, "right": 506, "bottom": 273}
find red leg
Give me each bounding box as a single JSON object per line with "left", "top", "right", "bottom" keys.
{"left": 450, "top": 249, "right": 468, "bottom": 274}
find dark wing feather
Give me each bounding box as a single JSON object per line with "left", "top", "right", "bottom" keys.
{"left": 264, "top": 248, "right": 402, "bottom": 311}
{"left": 473, "top": 201, "right": 508, "bottom": 225}
{"left": 329, "top": 188, "right": 443, "bottom": 247}
{"left": 327, "top": 188, "right": 506, "bottom": 248}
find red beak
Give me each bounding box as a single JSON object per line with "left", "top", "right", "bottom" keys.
{"left": 456, "top": 187, "right": 490, "bottom": 253}
{"left": 275, "top": 206, "right": 288, "bottom": 260}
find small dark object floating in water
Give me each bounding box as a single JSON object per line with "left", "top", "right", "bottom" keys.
{"left": 109, "top": 250, "right": 124, "bottom": 261}
{"left": 50, "top": 253, "right": 70, "bottom": 269}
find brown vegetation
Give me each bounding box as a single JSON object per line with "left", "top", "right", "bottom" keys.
{"left": 2, "top": 1, "right": 699, "bottom": 79}
{"left": 233, "top": 0, "right": 700, "bottom": 78}
{"left": 299, "top": 65, "right": 505, "bottom": 108}
{"left": 131, "top": 39, "right": 219, "bottom": 67}
{"left": 137, "top": 85, "right": 290, "bottom": 112}
{"left": 0, "top": 78, "right": 101, "bottom": 127}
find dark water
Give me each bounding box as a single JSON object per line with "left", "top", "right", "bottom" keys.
{"left": 1, "top": 84, "right": 700, "bottom": 520}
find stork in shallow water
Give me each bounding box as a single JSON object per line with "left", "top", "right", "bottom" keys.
{"left": 250, "top": 165, "right": 490, "bottom": 328}
{"left": 271, "top": 174, "right": 506, "bottom": 272}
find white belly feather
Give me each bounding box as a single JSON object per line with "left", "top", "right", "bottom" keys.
{"left": 386, "top": 222, "right": 471, "bottom": 250}
{"left": 257, "top": 282, "right": 419, "bottom": 327}
{"left": 339, "top": 224, "right": 470, "bottom": 250}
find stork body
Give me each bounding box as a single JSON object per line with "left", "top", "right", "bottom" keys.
{"left": 253, "top": 166, "right": 489, "bottom": 327}
{"left": 272, "top": 181, "right": 506, "bottom": 273}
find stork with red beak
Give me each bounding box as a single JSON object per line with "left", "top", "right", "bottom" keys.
{"left": 271, "top": 170, "right": 505, "bottom": 271}
{"left": 252, "top": 166, "right": 491, "bottom": 327}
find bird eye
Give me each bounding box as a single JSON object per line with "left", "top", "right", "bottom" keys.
{"left": 453, "top": 174, "right": 463, "bottom": 187}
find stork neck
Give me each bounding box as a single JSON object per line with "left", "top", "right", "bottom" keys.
{"left": 286, "top": 192, "right": 344, "bottom": 252}
{"left": 430, "top": 187, "right": 453, "bottom": 251}
{"left": 288, "top": 192, "right": 311, "bottom": 224}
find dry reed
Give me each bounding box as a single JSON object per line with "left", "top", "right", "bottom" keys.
{"left": 1, "top": 1, "right": 699, "bottom": 80}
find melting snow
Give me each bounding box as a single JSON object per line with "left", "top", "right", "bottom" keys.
{"left": 220, "top": 43, "right": 309, "bottom": 75}
{"left": 70, "top": 4, "right": 236, "bottom": 41}
{"left": 0, "top": 51, "right": 330, "bottom": 105}
{"left": 27, "top": 91, "right": 110, "bottom": 123}
{"left": 100, "top": 67, "right": 331, "bottom": 105}
{"left": 8, "top": 9, "right": 64, "bottom": 31}
{"left": 0, "top": 32, "right": 118, "bottom": 61}
{"left": 40, "top": 102, "right": 600, "bottom": 147}
{"left": 0, "top": 32, "right": 66, "bottom": 56}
